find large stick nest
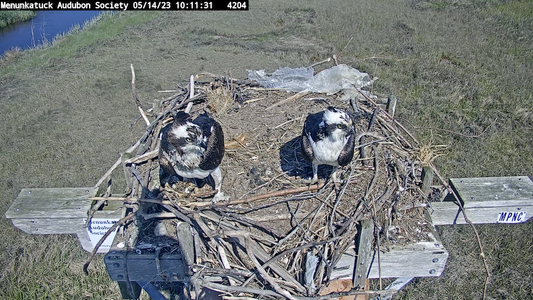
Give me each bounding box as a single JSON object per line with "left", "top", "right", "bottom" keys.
{"left": 104, "top": 69, "right": 444, "bottom": 299}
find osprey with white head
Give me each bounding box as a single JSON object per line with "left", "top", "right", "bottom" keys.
{"left": 159, "top": 111, "right": 228, "bottom": 203}
{"left": 301, "top": 106, "right": 355, "bottom": 183}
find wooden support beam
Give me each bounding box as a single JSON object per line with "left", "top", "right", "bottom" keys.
{"left": 353, "top": 219, "right": 373, "bottom": 300}
{"left": 386, "top": 95, "right": 397, "bottom": 118}
{"left": 331, "top": 217, "right": 448, "bottom": 280}
{"left": 421, "top": 166, "right": 434, "bottom": 197}
{"left": 176, "top": 222, "right": 195, "bottom": 276}
{"left": 451, "top": 176, "right": 533, "bottom": 207}
{"left": 353, "top": 219, "right": 373, "bottom": 289}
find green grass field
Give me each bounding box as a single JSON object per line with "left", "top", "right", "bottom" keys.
{"left": 1, "top": 1, "right": 532, "bottom": 299}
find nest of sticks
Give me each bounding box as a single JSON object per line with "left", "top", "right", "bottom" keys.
{"left": 88, "top": 66, "right": 445, "bottom": 299}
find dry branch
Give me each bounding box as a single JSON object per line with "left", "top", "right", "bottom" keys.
{"left": 187, "top": 183, "right": 325, "bottom": 208}
{"left": 124, "top": 149, "right": 158, "bottom": 165}
{"left": 130, "top": 64, "right": 150, "bottom": 126}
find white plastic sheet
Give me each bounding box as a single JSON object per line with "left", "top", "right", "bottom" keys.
{"left": 247, "top": 64, "right": 371, "bottom": 95}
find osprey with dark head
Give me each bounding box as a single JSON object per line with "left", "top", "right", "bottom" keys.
{"left": 159, "top": 111, "right": 228, "bottom": 202}
{"left": 301, "top": 106, "right": 355, "bottom": 183}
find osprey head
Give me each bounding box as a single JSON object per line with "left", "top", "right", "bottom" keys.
{"left": 321, "top": 106, "right": 354, "bottom": 139}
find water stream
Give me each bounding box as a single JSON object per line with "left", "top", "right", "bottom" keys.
{"left": 0, "top": 11, "right": 103, "bottom": 56}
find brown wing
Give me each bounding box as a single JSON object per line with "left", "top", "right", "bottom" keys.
{"left": 197, "top": 114, "right": 225, "bottom": 171}
{"left": 337, "top": 131, "right": 355, "bottom": 166}
{"left": 158, "top": 123, "right": 178, "bottom": 186}
{"left": 301, "top": 129, "right": 314, "bottom": 162}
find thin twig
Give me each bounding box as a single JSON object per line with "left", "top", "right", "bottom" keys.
{"left": 215, "top": 209, "right": 285, "bottom": 239}
{"left": 189, "top": 75, "right": 195, "bottom": 98}
{"left": 238, "top": 172, "right": 286, "bottom": 199}
{"left": 130, "top": 64, "right": 150, "bottom": 126}
{"left": 371, "top": 197, "right": 383, "bottom": 294}
{"left": 274, "top": 115, "right": 304, "bottom": 129}
{"left": 330, "top": 164, "right": 355, "bottom": 238}
{"left": 89, "top": 196, "right": 170, "bottom": 205}
{"left": 335, "top": 36, "right": 354, "bottom": 60}
{"left": 124, "top": 149, "right": 158, "bottom": 165}
{"left": 266, "top": 89, "right": 310, "bottom": 110}
{"left": 196, "top": 279, "right": 285, "bottom": 298}
{"left": 309, "top": 57, "right": 332, "bottom": 68}
{"left": 264, "top": 237, "right": 341, "bottom": 269}
{"left": 357, "top": 89, "right": 419, "bottom": 146}
{"left": 87, "top": 178, "right": 112, "bottom": 223}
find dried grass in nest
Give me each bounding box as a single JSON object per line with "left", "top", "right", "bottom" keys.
{"left": 94, "top": 72, "right": 446, "bottom": 298}
{"left": 416, "top": 144, "right": 448, "bottom": 167}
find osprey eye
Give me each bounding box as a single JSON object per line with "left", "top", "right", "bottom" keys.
{"left": 185, "top": 137, "right": 192, "bottom": 143}
{"left": 337, "top": 124, "right": 343, "bottom": 129}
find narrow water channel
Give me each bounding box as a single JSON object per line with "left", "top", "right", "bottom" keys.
{"left": 0, "top": 11, "right": 103, "bottom": 56}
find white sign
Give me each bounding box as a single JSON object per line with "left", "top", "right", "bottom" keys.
{"left": 87, "top": 218, "right": 120, "bottom": 250}
{"left": 497, "top": 211, "right": 527, "bottom": 223}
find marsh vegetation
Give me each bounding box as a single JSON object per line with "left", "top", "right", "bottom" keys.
{"left": 0, "top": 11, "right": 36, "bottom": 28}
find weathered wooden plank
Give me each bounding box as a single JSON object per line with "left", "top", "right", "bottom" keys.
{"left": 353, "top": 219, "right": 374, "bottom": 289}
{"left": 176, "top": 222, "right": 195, "bottom": 275}
{"left": 5, "top": 187, "right": 97, "bottom": 219}
{"left": 367, "top": 239, "right": 448, "bottom": 278}
{"left": 6, "top": 187, "right": 124, "bottom": 253}
{"left": 10, "top": 218, "right": 86, "bottom": 234}
{"left": 430, "top": 201, "right": 531, "bottom": 225}
{"left": 421, "top": 166, "right": 434, "bottom": 197}
{"left": 331, "top": 237, "right": 448, "bottom": 280}
{"left": 430, "top": 177, "right": 533, "bottom": 225}
{"left": 450, "top": 176, "right": 533, "bottom": 208}
{"left": 332, "top": 216, "right": 448, "bottom": 281}
{"left": 77, "top": 231, "right": 98, "bottom": 253}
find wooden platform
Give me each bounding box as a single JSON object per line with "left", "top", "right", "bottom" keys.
{"left": 5, "top": 176, "right": 533, "bottom": 299}
{"left": 5, "top": 176, "right": 532, "bottom": 254}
